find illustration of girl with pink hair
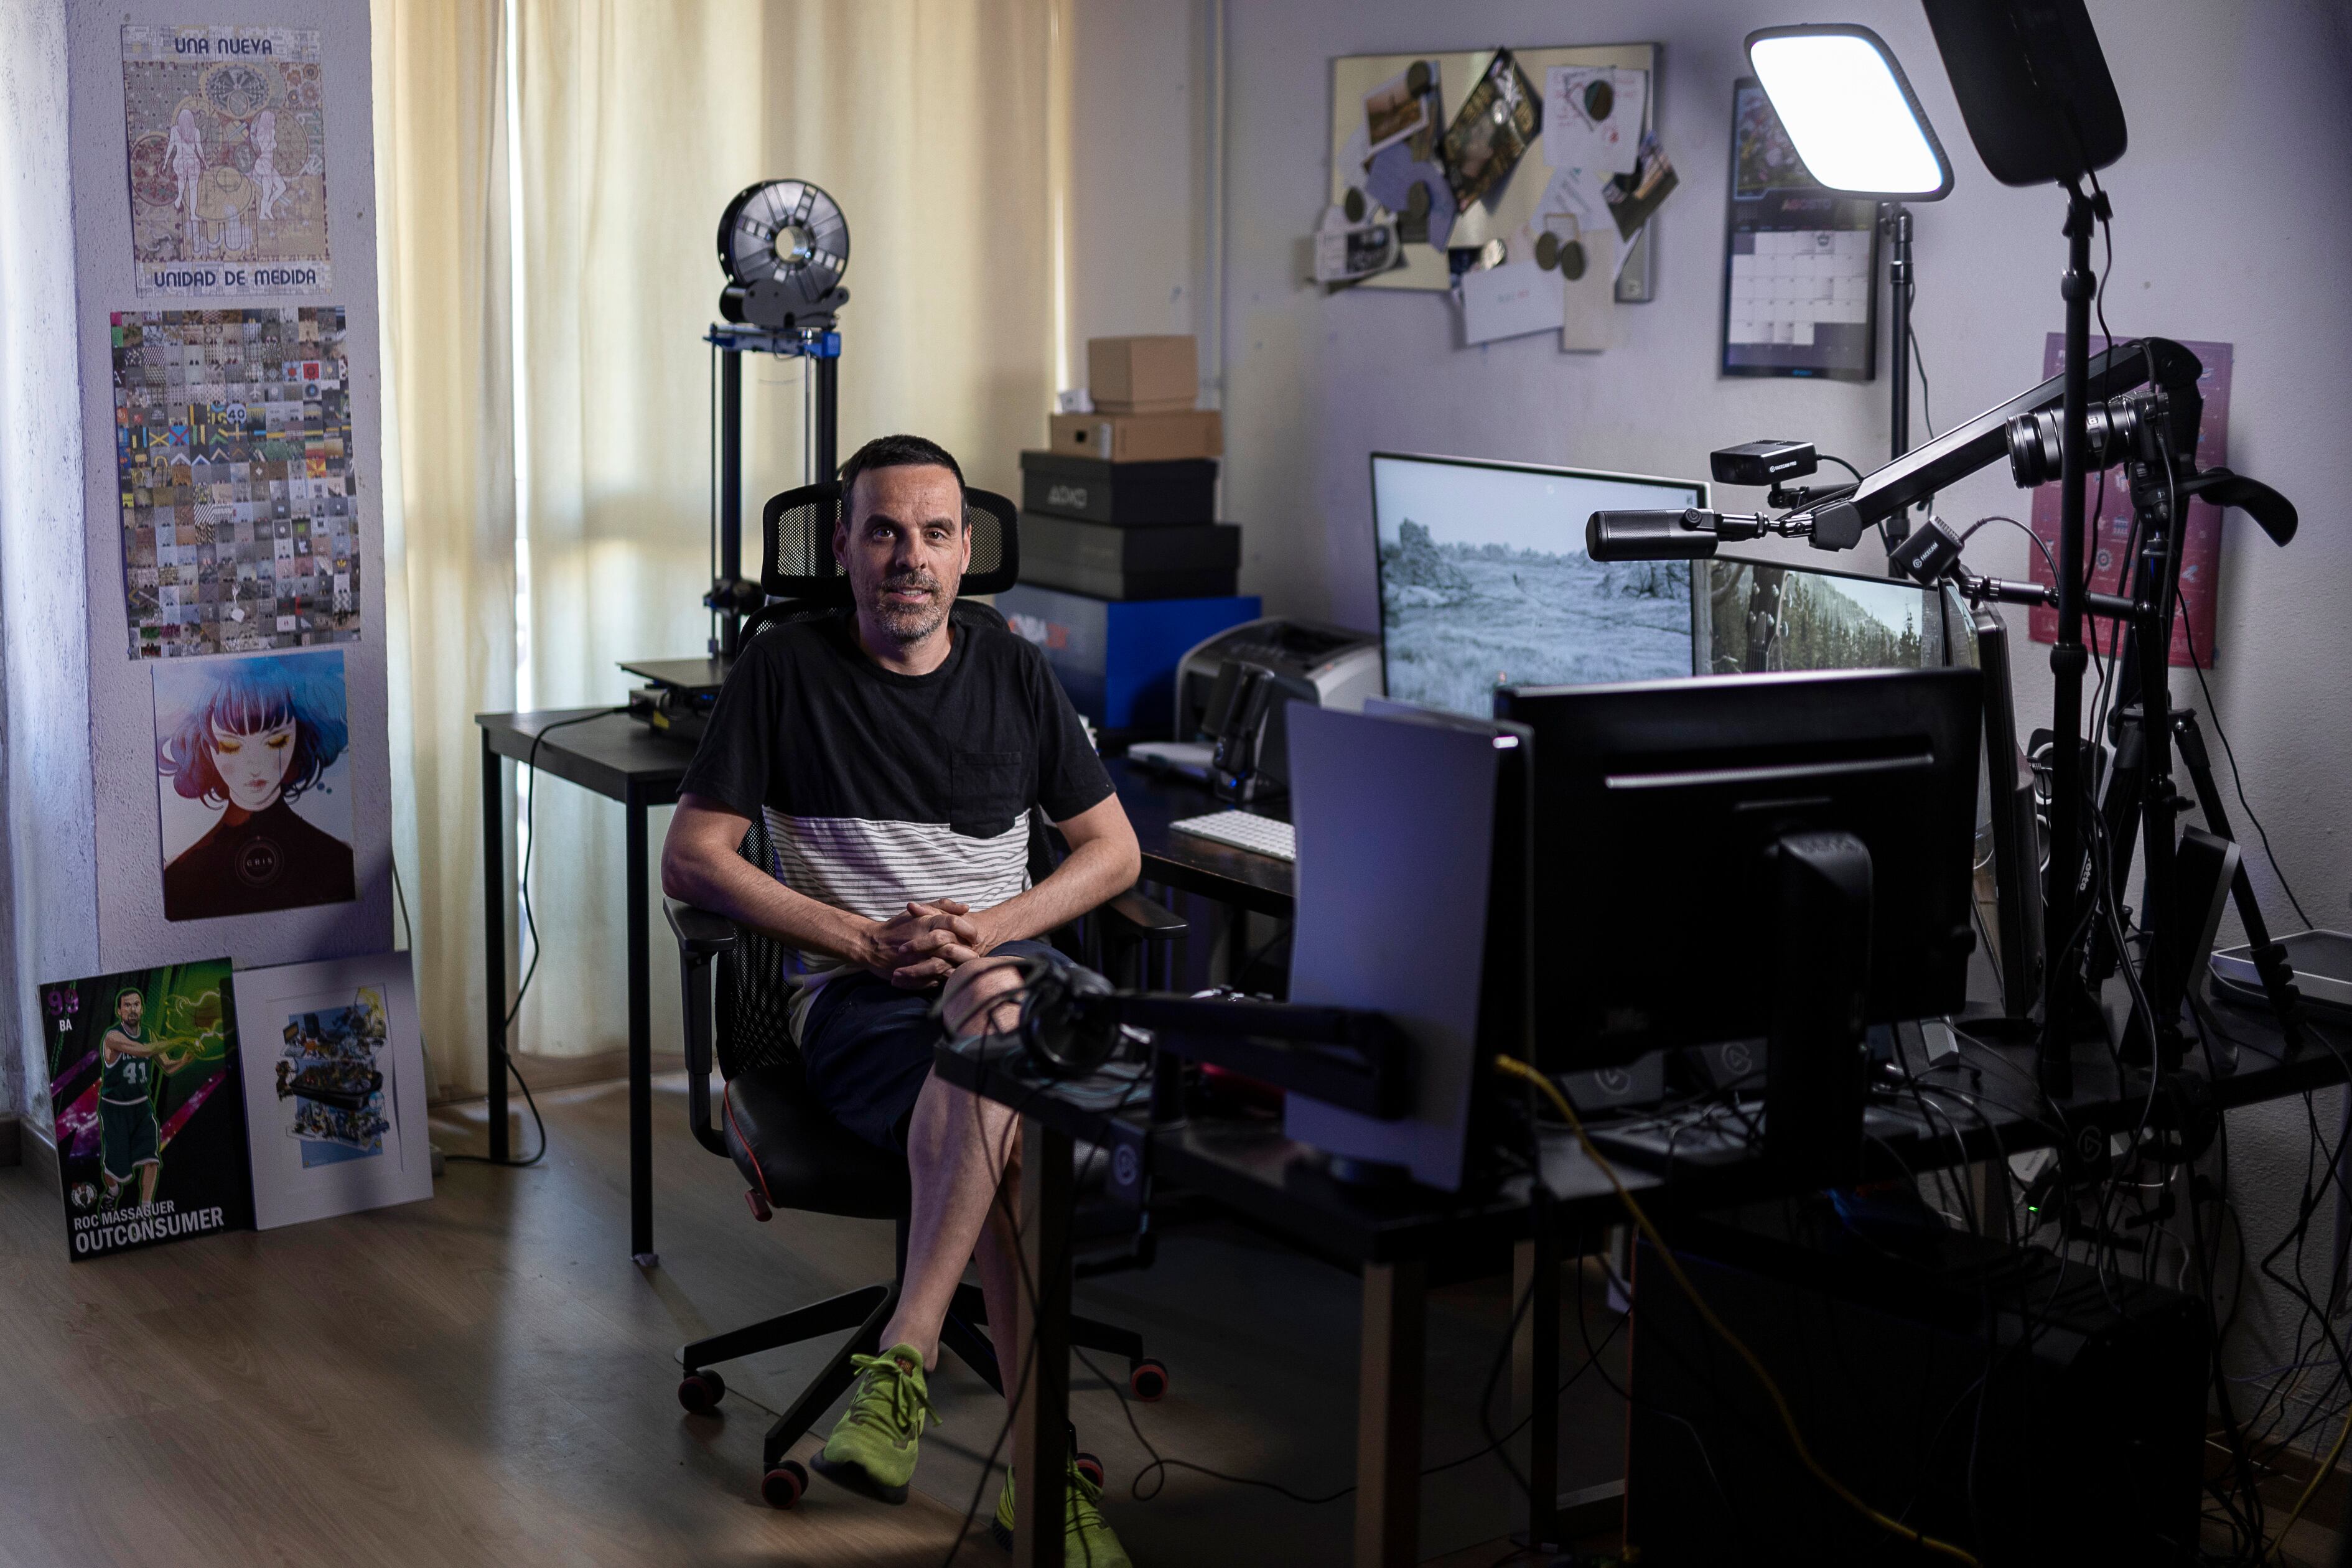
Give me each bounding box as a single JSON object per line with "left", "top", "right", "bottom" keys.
{"left": 156, "top": 654, "right": 354, "bottom": 921}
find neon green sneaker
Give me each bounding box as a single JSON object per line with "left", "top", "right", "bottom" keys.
{"left": 810, "top": 1343, "right": 938, "bottom": 1504}
{"left": 989, "top": 1460, "right": 1133, "bottom": 1566}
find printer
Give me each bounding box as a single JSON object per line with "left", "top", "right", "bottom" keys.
{"left": 1153, "top": 618, "right": 1381, "bottom": 801}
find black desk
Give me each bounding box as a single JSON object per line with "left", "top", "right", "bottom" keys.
{"left": 1106, "top": 756, "right": 1293, "bottom": 917}
{"left": 938, "top": 989, "right": 2340, "bottom": 1568}
{"left": 477, "top": 708, "right": 689, "bottom": 1264}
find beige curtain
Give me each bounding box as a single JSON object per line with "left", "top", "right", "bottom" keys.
{"left": 373, "top": 0, "right": 1063, "bottom": 1083}
{"left": 371, "top": 0, "right": 518, "bottom": 1095}
{"left": 507, "top": 1, "right": 1061, "bottom": 1064}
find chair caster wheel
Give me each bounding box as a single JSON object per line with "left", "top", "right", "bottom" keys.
{"left": 761, "top": 1459, "right": 808, "bottom": 1509}
{"left": 1129, "top": 1357, "right": 1169, "bottom": 1402}
{"left": 1075, "top": 1452, "right": 1106, "bottom": 1488}
{"left": 678, "top": 1369, "right": 727, "bottom": 1413}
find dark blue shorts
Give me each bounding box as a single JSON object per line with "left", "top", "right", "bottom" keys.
{"left": 798, "top": 940, "right": 1061, "bottom": 1152}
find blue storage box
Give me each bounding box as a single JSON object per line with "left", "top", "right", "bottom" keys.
{"left": 996, "top": 585, "right": 1261, "bottom": 733}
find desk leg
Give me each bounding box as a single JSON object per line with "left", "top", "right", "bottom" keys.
{"left": 627, "top": 799, "right": 655, "bottom": 1267}
{"left": 1012, "top": 1118, "right": 1073, "bottom": 1568}
{"left": 482, "top": 730, "right": 508, "bottom": 1162}
{"left": 1355, "top": 1258, "right": 1425, "bottom": 1568}
{"left": 1513, "top": 1235, "right": 1561, "bottom": 1551}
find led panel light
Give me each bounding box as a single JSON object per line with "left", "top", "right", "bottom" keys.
{"left": 1747, "top": 25, "right": 1953, "bottom": 200}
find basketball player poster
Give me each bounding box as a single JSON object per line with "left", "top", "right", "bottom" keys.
{"left": 40, "top": 958, "right": 254, "bottom": 1261}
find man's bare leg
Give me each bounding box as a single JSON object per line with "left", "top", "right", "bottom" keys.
{"left": 877, "top": 959, "right": 1029, "bottom": 1365}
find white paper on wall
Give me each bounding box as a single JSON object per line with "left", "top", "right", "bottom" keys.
{"left": 1459, "top": 257, "right": 1565, "bottom": 345}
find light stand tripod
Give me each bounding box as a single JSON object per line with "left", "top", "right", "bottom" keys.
{"left": 1883, "top": 324, "right": 2308, "bottom": 1073}
{"left": 2035, "top": 182, "right": 2101, "bottom": 1093}
{"left": 1882, "top": 200, "right": 1917, "bottom": 551}
{"left": 2068, "top": 371, "right": 2308, "bottom": 1065}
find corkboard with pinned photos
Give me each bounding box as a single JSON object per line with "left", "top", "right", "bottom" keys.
{"left": 1329, "top": 43, "right": 1662, "bottom": 300}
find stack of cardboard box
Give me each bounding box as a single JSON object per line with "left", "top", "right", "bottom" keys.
{"left": 1020, "top": 335, "right": 1238, "bottom": 601}
{"left": 1001, "top": 335, "right": 1259, "bottom": 736}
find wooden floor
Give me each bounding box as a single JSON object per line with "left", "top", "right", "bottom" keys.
{"left": 0, "top": 1070, "right": 1624, "bottom": 1567}
{"left": 8, "top": 1065, "right": 2327, "bottom": 1565}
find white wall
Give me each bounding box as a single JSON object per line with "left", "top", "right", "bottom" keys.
{"left": 1077, "top": 0, "right": 2352, "bottom": 1383}
{"left": 1063, "top": 3, "right": 1222, "bottom": 395}
{"left": 1, "top": 0, "right": 394, "bottom": 1141}
{"left": 0, "top": 0, "right": 101, "bottom": 1127}
{"left": 62, "top": 0, "right": 394, "bottom": 978}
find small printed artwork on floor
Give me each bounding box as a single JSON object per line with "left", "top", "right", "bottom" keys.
{"left": 111, "top": 307, "right": 360, "bottom": 658}
{"left": 274, "top": 988, "right": 394, "bottom": 1167}
{"left": 122, "top": 26, "right": 330, "bottom": 296}
{"left": 153, "top": 648, "right": 356, "bottom": 923}
{"left": 231, "top": 955, "right": 431, "bottom": 1230}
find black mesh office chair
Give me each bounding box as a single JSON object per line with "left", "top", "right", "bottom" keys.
{"left": 666, "top": 483, "right": 1180, "bottom": 1511}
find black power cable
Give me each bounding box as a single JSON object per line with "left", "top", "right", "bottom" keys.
{"left": 448, "top": 707, "right": 625, "bottom": 1170}
{"left": 2177, "top": 601, "right": 2313, "bottom": 929}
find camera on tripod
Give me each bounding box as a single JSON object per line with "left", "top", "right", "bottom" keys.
{"left": 2002, "top": 383, "right": 2198, "bottom": 488}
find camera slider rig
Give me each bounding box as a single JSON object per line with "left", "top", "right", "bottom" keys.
{"left": 1590, "top": 337, "right": 2307, "bottom": 1072}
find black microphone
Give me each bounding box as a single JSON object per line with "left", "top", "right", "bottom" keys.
{"left": 1587, "top": 509, "right": 1720, "bottom": 562}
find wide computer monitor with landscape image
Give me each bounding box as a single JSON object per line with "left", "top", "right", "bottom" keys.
{"left": 1370, "top": 452, "right": 1708, "bottom": 718}
{"left": 1693, "top": 548, "right": 1966, "bottom": 678}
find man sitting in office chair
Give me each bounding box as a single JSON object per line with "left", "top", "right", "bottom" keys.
{"left": 660, "top": 433, "right": 1141, "bottom": 1564}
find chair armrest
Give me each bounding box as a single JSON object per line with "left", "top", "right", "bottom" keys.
{"left": 664, "top": 898, "right": 732, "bottom": 1158}
{"left": 665, "top": 898, "right": 740, "bottom": 956}
{"left": 1101, "top": 889, "right": 1187, "bottom": 941}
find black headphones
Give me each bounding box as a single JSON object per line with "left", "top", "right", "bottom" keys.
{"left": 1016, "top": 954, "right": 1121, "bottom": 1078}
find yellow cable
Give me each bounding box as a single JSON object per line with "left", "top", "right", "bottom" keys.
{"left": 1493, "top": 1054, "right": 1982, "bottom": 1567}
{"left": 2274, "top": 1397, "right": 2352, "bottom": 1559}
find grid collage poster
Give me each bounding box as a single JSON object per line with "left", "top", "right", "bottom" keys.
{"left": 111, "top": 307, "right": 361, "bottom": 659}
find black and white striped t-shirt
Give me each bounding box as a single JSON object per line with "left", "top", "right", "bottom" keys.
{"left": 679, "top": 605, "right": 1112, "bottom": 1032}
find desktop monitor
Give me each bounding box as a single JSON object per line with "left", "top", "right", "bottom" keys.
{"left": 1693, "top": 551, "right": 2042, "bottom": 1020}
{"left": 1371, "top": 453, "right": 1707, "bottom": 719}
{"left": 1692, "top": 548, "right": 1961, "bottom": 676}
{"left": 1493, "top": 667, "right": 1982, "bottom": 1077}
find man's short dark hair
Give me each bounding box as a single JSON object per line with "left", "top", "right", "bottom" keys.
{"left": 839, "top": 434, "right": 965, "bottom": 527}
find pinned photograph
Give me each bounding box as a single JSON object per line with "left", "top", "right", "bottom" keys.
{"left": 1315, "top": 219, "right": 1402, "bottom": 286}
{"left": 1440, "top": 49, "right": 1540, "bottom": 215}
{"left": 1364, "top": 59, "right": 1439, "bottom": 159}
{"left": 233, "top": 954, "right": 430, "bottom": 1229}
{"left": 41, "top": 959, "right": 250, "bottom": 1261}
{"left": 1605, "top": 131, "right": 1681, "bottom": 240}
{"left": 154, "top": 649, "right": 355, "bottom": 922}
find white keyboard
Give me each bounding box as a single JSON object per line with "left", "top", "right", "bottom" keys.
{"left": 1170, "top": 810, "right": 1295, "bottom": 862}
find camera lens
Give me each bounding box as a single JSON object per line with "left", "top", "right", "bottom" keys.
{"left": 2004, "top": 398, "right": 2142, "bottom": 488}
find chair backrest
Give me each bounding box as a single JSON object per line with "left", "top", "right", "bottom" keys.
{"left": 716, "top": 813, "right": 803, "bottom": 1080}
{"left": 760, "top": 481, "right": 1020, "bottom": 606}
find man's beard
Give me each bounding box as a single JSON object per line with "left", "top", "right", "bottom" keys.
{"left": 867, "top": 571, "right": 950, "bottom": 644}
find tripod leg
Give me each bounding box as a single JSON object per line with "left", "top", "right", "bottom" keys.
{"left": 2173, "top": 712, "right": 2305, "bottom": 1052}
